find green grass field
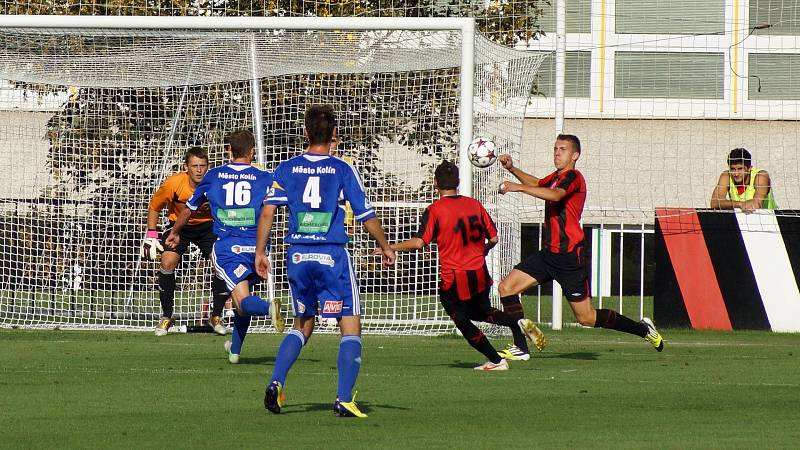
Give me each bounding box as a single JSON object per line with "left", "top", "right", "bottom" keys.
{"left": 1, "top": 329, "right": 798, "bottom": 449}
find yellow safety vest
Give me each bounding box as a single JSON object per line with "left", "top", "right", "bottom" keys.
{"left": 728, "top": 167, "right": 777, "bottom": 209}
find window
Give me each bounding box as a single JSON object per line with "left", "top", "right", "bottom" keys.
{"left": 616, "top": 0, "right": 725, "bottom": 34}
{"left": 539, "top": 0, "right": 591, "bottom": 34}
{"left": 533, "top": 51, "right": 592, "bottom": 98}
{"left": 615, "top": 52, "right": 724, "bottom": 99}
{"left": 751, "top": 0, "right": 800, "bottom": 35}
{"left": 749, "top": 53, "right": 800, "bottom": 99}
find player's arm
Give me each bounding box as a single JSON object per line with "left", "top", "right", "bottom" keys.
{"left": 709, "top": 172, "right": 740, "bottom": 209}
{"left": 373, "top": 206, "right": 432, "bottom": 256}
{"left": 363, "top": 217, "right": 396, "bottom": 266}
{"left": 481, "top": 204, "right": 499, "bottom": 255}
{"left": 500, "top": 181, "right": 567, "bottom": 202}
{"left": 341, "top": 164, "right": 395, "bottom": 266}
{"left": 165, "top": 207, "right": 191, "bottom": 248}
{"left": 166, "top": 177, "right": 207, "bottom": 248}
{"left": 141, "top": 178, "right": 172, "bottom": 260}
{"left": 499, "top": 154, "right": 539, "bottom": 187}
{"left": 744, "top": 170, "right": 772, "bottom": 212}
{"left": 255, "top": 204, "right": 277, "bottom": 279}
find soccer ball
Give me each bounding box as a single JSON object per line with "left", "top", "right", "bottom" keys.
{"left": 468, "top": 137, "right": 497, "bottom": 168}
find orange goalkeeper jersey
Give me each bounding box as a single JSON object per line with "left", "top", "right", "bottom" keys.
{"left": 148, "top": 172, "right": 212, "bottom": 225}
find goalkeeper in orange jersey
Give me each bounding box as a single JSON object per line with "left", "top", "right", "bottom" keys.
{"left": 142, "top": 147, "right": 229, "bottom": 336}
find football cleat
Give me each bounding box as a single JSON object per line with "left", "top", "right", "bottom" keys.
{"left": 497, "top": 344, "right": 531, "bottom": 361}
{"left": 154, "top": 316, "right": 174, "bottom": 337}
{"left": 264, "top": 381, "right": 286, "bottom": 414}
{"left": 474, "top": 359, "right": 509, "bottom": 371}
{"left": 518, "top": 319, "right": 546, "bottom": 352}
{"left": 336, "top": 391, "right": 367, "bottom": 418}
{"left": 270, "top": 296, "right": 286, "bottom": 334}
{"left": 208, "top": 315, "right": 227, "bottom": 336}
{"left": 641, "top": 317, "right": 664, "bottom": 352}
{"left": 223, "top": 340, "right": 239, "bottom": 364}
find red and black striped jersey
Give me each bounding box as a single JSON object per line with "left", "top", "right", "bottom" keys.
{"left": 415, "top": 195, "right": 498, "bottom": 299}
{"left": 538, "top": 169, "right": 586, "bottom": 253}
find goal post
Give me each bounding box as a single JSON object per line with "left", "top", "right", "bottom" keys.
{"left": 0, "top": 15, "right": 544, "bottom": 333}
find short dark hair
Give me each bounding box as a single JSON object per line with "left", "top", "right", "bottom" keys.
{"left": 184, "top": 147, "right": 208, "bottom": 165}
{"left": 227, "top": 130, "right": 255, "bottom": 158}
{"left": 434, "top": 161, "right": 459, "bottom": 190}
{"left": 556, "top": 134, "right": 581, "bottom": 153}
{"left": 305, "top": 104, "right": 337, "bottom": 145}
{"left": 728, "top": 148, "right": 752, "bottom": 167}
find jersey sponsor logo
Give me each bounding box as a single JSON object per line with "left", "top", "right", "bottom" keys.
{"left": 231, "top": 245, "right": 256, "bottom": 254}
{"left": 291, "top": 166, "right": 336, "bottom": 175}
{"left": 296, "top": 212, "right": 332, "bottom": 234}
{"left": 218, "top": 207, "right": 256, "bottom": 227}
{"left": 234, "top": 264, "right": 247, "bottom": 278}
{"left": 218, "top": 172, "right": 256, "bottom": 181}
{"left": 290, "top": 233, "right": 327, "bottom": 241}
{"left": 322, "top": 300, "right": 343, "bottom": 314}
{"left": 291, "top": 252, "right": 335, "bottom": 267}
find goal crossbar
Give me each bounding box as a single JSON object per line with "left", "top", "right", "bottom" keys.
{"left": 0, "top": 15, "right": 478, "bottom": 195}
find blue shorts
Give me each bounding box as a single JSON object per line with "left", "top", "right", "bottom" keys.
{"left": 287, "top": 244, "right": 360, "bottom": 319}
{"left": 211, "top": 236, "right": 260, "bottom": 292}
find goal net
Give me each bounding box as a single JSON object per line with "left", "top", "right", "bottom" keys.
{"left": 0, "top": 17, "right": 544, "bottom": 333}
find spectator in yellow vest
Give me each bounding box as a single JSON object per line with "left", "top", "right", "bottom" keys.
{"left": 710, "top": 148, "right": 777, "bottom": 212}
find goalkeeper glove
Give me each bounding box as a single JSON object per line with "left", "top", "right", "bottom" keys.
{"left": 142, "top": 229, "right": 164, "bottom": 261}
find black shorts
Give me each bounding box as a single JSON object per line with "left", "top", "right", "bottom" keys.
{"left": 439, "top": 285, "right": 493, "bottom": 322}
{"left": 160, "top": 221, "right": 216, "bottom": 259}
{"left": 514, "top": 245, "right": 590, "bottom": 302}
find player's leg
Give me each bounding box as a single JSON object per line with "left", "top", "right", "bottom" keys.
{"left": 154, "top": 250, "right": 180, "bottom": 336}
{"left": 468, "top": 290, "right": 535, "bottom": 361}
{"left": 569, "top": 299, "right": 663, "bottom": 351}
{"left": 208, "top": 276, "right": 229, "bottom": 335}
{"left": 225, "top": 280, "right": 256, "bottom": 363}
{"left": 334, "top": 247, "right": 369, "bottom": 417}
{"left": 440, "top": 289, "right": 506, "bottom": 370}
{"left": 558, "top": 248, "right": 664, "bottom": 351}
{"left": 265, "top": 315, "right": 315, "bottom": 414}
{"left": 194, "top": 224, "right": 229, "bottom": 335}
{"left": 498, "top": 253, "right": 550, "bottom": 353}
{"left": 265, "top": 245, "right": 318, "bottom": 414}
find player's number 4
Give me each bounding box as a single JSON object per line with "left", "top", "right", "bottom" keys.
{"left": 303, "top": 176, "right": 322, "bottom": 209}
{"left": 222, "top": 181, "right": 251, "bottom": 206}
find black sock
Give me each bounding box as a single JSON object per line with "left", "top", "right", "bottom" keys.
{"left": 488, "top": 307, "right": 517, "bottom": 327}
{"left": 500, "top": 295, "right": 529, "bottom": 353}
{"left": 500, "top": 295, "right": 524, "bottom": 319}
{"left": 454, "top": 319, "right": 502, "bottom": 364}
{"left": 158, "top": 269, "right": 176, "bottom": 318}
{"left": 210, "top": 276, "right": 228, "bottom": 317}
{"left": 594, "top": 309, "right": 648, "bottom": 337}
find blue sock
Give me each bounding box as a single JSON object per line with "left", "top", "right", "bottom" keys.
{"left": 240, "top": 295, "right": 269, "bottom": 316}
{"left": 230, "top": 314, "right": 251, "bottom": 355}
{"left": 271, "top": 330, "right": 305, "bottom": 385}
{"left": 337, "top": 335, "right": 362, "bottom": 403}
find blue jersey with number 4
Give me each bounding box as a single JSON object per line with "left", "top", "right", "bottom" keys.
{"left": 186, "top": 163, "right": 273, "bottom": 240}
{"left": 266, "top": 154, "right": 375, "bottom": 245}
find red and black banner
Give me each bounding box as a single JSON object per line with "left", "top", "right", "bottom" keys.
{"left": 655, "top": 208, "right": 800, "bottom": 332}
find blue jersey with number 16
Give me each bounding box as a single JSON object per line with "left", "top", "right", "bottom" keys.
{"left": 186, "top": 163, "right": 273, "bottom": 240}
{"left": 266, "top": 154, "right": 375, "bottom": 245}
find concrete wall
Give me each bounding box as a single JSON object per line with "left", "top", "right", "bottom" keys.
{"left": 0, "top": 111, "right": 52, "bottom": 200}
{"left": 519, "top": 118, "right": 800, "bottom": 223}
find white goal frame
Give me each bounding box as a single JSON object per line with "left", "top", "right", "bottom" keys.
{"left": 0, "top": 15, "right": 477, "bottom": 195}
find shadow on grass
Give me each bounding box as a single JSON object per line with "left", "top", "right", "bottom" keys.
{"left": 283, "top": 401, "right": 410, "bottom": 415}
{"left": 446, "top": 352, "right": 600, "bottom": 368}
{"left": 542, "top": 352, "right": 600, "bottom": 360}
{"left": 237, "top": 356, "right": 276, "bottom": 364}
